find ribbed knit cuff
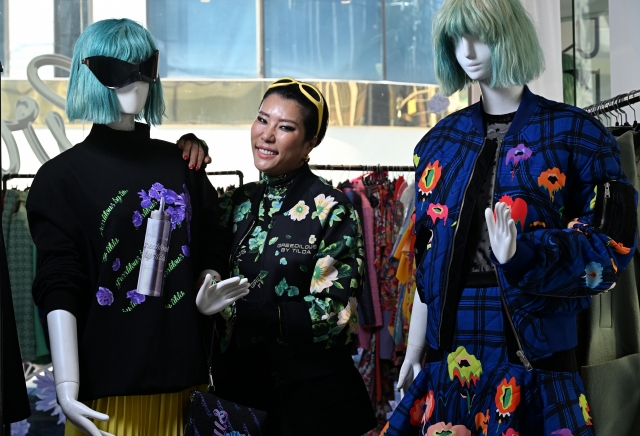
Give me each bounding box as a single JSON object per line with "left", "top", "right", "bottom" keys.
{"left": 44, "top": 289, "right": 78, "bottom": 317}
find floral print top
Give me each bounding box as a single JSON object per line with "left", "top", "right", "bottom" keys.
{"left": 219, "top": 163, "right": 365, "bottom": 353}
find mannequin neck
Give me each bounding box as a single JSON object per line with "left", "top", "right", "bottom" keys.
{"left": 107, "top": 114, "right": 135, "bottom": 131}
{"left": 478, "top": 82, "right": 524, "bottom": 115}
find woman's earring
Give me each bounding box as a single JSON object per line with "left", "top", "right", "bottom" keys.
{"left": 303, "top": 155, "right": 310, "bottom": 163}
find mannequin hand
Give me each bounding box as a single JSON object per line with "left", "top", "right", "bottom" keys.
{"left": 485, "top": 202, "right": 517, "bottom": 264}
{"left": 196, "top": 274, "right": 250, "bottom": 315}
{"left": 56, "top": 382, "right": 113, "bottom": 436}
{"left": 177, "top": 133, "right": 211, "bottom": 171}
{"left": 397, "top": 344, "right": 425, "bottom": 396}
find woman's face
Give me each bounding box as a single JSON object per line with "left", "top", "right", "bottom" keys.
{"left": 455, "top": 34, "right": 492, "bottom": 82}
{"left": 251, "top": 93, "right": 315, "bottom": 177}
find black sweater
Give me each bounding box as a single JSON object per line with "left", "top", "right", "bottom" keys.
{"left": 27, "top": 123, "right": 227, "bottom": 401}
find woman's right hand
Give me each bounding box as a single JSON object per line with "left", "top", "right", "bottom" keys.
{"left": 56, "top": 382, "right": 113, "bottom": 436}
{"left": 177, "top": 133, "right": 212, "bottom": 171}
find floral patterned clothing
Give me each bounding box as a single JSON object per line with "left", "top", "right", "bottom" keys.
{"left": 382, "top": 285, "right": 595, "bottom": 436}
{"left": 214, "top": 163, "right": 375, "bottom": 435}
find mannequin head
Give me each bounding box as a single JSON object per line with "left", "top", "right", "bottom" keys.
{"left": 433, "top": 0, "right": 545, "bottom": 96}
{"left": 115, "top": 82, "right": 150, "bottom": 115}
{"left": 66, "top": 18, "right": 164, "bottom": 125}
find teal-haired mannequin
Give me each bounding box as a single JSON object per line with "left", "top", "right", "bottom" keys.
{"left": 39, "top": 18, "right": 249, "bottom": 436}
{"left": 383, "top": 0, "right": 635, "bottom": 434}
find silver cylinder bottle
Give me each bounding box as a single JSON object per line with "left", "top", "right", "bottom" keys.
{"left": 137, "top": 197, "right": 171, "bottom": 297}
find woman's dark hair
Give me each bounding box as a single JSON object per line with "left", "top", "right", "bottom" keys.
{"left": 261, "top": 83, "right": 329, "bottom": 146}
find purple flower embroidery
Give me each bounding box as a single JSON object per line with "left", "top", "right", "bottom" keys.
{"left": 126, "top": 290, "right": 146, "bottom": 304}
{"left": 132, "top": 211, "right": 143, "bottom": 227}
{"left": 149, "top": 182, "right": 166, "bottom": 201}
{"left": 183, "top": 184, "right": 193, "bottom": 242}
{"left": 164, "top": 189, "right": 180, "bottom": 205}
{"left": 112, "top": 258, "right": 121, "bottom": 271}
{"left": 96, "top": 287, "right": 114, "bottom": 306}
{"left": 166, "top": 206, "right": 185, "bottom": 229}
{"left": 506, "top": 143, "right": 532, "bottom": 167}
{"left": 138, "top": 189, "right": 152, "bottom": 209}
{"left": 182, "top": 245, "right": 190, "bottom": 257}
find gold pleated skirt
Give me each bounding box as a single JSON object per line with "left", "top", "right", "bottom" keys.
{"left": 64, "top": 385, "right": 205, "bottom": 436}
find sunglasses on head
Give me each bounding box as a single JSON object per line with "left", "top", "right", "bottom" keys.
{"left": 267, "top": 78, "right": 324, "bottom": 137}
{"left": 81, "top": 50, "right": 160, "bottom": 89}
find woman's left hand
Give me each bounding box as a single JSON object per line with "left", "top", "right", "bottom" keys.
{"left": 177, "top": 133, "right": 212, "bottom": 171}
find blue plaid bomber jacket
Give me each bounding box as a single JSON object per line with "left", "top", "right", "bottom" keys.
{"left": 413, "top": 86, "right": 638, "bottom": 365}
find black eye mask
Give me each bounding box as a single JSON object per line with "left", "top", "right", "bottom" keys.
{"left": 81, "top": 50, "right": 159, "bottom": 89}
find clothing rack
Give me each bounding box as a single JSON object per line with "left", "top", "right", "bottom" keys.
{"left": 583, "top": 89, "right": 640, "bottom": 116}
{"left": 2, "top": 174, "right": 36, "bottom": 196}
{"left": 309, "top": 164, "right": 413, "bottom": 172}
{"left": 206, "top": 170, "right": 244, "bottom": 186}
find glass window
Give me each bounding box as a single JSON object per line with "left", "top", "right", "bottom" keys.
{"left": 54, "top": 0, "right": 89, "bottom": 77}
{"left": 147, "top": 0, "right": 257, "bottom": 78}
{"left": 560, "top": 0, "right": 610, "bottom": 107}
{"left": 385, "top": 0, "right": 443, "bottom": 84}
{"left": 264, "top": 0, "right": 383, "bottom": 80}
{"left": 1, "top": 0, "right": 5, "bottom": 74}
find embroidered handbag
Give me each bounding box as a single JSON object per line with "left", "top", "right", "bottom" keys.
{"left": 184, "top": 327, "right": 268, "bottom": 436}
{"left": 184, "top": 389, "right": 268, "bottom": 436}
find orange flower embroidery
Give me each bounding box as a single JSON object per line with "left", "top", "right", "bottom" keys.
{"left": 495, "top": 377, "right": 521, "bottom": 419}
{"left": 537, "top": 168, "right": 566, "bottom": 202}
{"left": 409, "top": 390, "right": 435, "bottom": 426}
{"left": 475, "top": 409, "right": 490, "bottom": 435}
{"left": 418, "top": 160, "right": 442, "bottom": 199}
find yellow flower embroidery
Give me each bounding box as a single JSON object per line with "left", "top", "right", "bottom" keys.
{"left": 310, "top": 255, "right": 338, "bottom": 293}
{"left": 337, "top": 297, "right": 359, "bottom": 334}
{"left": 312, "top": 194, "right": 338, "bottom": 224}
{"left": 289, "top": 200, "right": 309, "bottom": 221}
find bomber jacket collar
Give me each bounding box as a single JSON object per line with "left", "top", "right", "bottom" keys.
{"left": 249, "top": 163, "right": 317, "bottom": 218}
{"left": 471, "top": 85, "right": 540, "bottom": 137}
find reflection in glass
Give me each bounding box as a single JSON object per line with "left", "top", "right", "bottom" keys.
{"left": 385, "top": 0, "right": 443, "bottom": 84}
{"left": 147, "top": 0, "right": 257, "bottom": 78}
{"left": 560, "top": 0, "right": 610, "bottom": 108}
{"left": 264, "top": 0, "right": 383, "bottom": 80}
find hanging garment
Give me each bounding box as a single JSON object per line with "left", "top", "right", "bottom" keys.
{"left": 3, "top": 189, "right": 37, "bottom": 362}
{"left": 0, "top": 229, "right": 32, "bottom": 423}
{"left": 578, "top": 130, "right": 640, "bottom": 435}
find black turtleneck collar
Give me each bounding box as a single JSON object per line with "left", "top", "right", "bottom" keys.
{"left": 262, "top": 163, "right": 308, "bottom": 187}
{"left": 86, "top": 122, "right": 151, "bottom": 145}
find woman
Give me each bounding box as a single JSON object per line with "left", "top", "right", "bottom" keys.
{"left": 211, "top": 78, "right": 376, "bottom": 435}
{"left": 383, "top": 0, "right": 637, "bottom": 435}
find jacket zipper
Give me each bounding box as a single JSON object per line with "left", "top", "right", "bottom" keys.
{"left": 600, "top": 182, "right": 610, "bottom": 229}
{"left": 229, "top": 217, "right": 256, "bottom": 271}
{"left": 438, "top": 138, "right": 488, "bottom": 346}
{"left": 490, "top": 139, "right": 533, "bottom": 371}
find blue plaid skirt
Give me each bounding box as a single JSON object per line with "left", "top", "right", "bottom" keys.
{"left": 382, "top": 286, "right": 595, "bottom": 436}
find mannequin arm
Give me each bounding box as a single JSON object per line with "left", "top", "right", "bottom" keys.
{"left": 48, "top": 310, "right": 113, "bottom": 436}
{"left": 397, "top": 292, "right": 428, "bottom": 396}
{"left": 177, "top": 133, "right": 211, "bottom": 171}
{"left": 195, "top": 272, "right": 250, "bottom": 315}
{"left": 485, "top": 202, "right": 517, "bottom": 264}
